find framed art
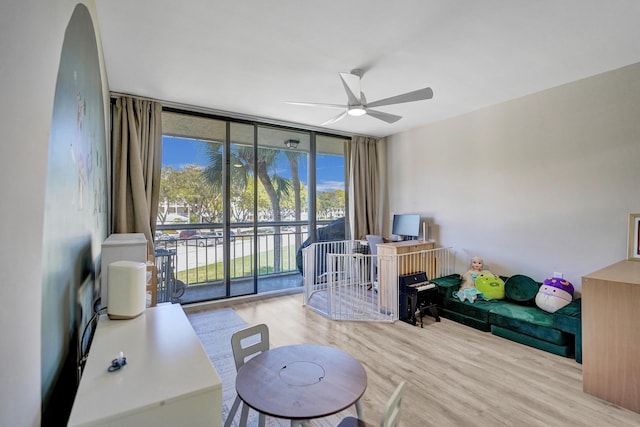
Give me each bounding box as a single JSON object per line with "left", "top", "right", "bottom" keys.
{"left": 627, "top": 213, "right": 640, "bottom": 261}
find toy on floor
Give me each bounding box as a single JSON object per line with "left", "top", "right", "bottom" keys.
{"left": 535, "top": 277, "right": 574, "bottom": 313}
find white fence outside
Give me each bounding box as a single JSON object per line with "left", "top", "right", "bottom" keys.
{"left": 302, "top": 240, "right": 453, "bottom": 322}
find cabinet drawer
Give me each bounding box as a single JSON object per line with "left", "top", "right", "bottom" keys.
{"left": 393, "top": 242, "right": 433, "bottom": 254}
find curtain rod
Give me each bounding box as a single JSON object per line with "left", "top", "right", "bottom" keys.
{"left": 109, "top": 91, "right": 374, "bottom": 139}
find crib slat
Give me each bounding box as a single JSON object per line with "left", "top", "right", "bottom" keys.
{"left": 303, "top": 241, "right": 453, "bottom": 322}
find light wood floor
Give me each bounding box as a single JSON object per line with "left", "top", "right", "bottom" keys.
{"left": 188, "top": 293, "right": 640, "bottom": 426}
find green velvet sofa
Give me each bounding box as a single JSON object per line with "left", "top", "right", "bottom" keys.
{"left": 430, "top": 274, "right": 582, "bottom": 363}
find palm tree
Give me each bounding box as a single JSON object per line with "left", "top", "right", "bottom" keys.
{"left": 284, "top": 150, "right": 305, "bottom": 249}
{"left": 203, "top": 142, "right": 291, "bottom": 273}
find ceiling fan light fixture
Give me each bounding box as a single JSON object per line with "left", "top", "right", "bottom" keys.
{"left": 288, "top": 71, "right": 432, "bottom": 125}
{"left": 347, "top": 106, "right": 366, "bottom": 117}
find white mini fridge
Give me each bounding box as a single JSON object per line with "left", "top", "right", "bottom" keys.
{"left": 101, "top": 233, "right": 147, "bottom": 307}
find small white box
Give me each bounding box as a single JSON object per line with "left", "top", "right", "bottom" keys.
{"left": 101, "top": 233, "right": 147, "bottom": 306}
{"left": 107, "top": 261, "right": 146, "bottom": 319}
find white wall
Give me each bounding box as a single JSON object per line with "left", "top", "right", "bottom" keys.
{"left": 386, "top": 62, "right": 640, "bottom": 294}
{"left": 0, "top": 1, "right": 108, "bottom": 426}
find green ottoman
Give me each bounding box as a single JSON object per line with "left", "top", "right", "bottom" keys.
{"left": 552, "top": 298, "right": 582, "bottom": 363}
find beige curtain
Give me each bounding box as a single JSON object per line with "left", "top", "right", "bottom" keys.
{"left": 112, "top": 96, "right": 162, "bottom": 254}
{"left": 349, "top": 136, "right": 383, "bottom": 239}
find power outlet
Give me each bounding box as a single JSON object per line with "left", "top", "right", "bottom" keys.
{"left": 553, "top": 271, "right": 563, "bottom": 278}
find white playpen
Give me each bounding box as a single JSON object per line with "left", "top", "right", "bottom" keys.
{"left": 302, "top": 240, "right": 453, "bottom": 322}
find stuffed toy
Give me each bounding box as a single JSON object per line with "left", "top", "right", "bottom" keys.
{"left": 454, "top": 257, "right": 504, "bottom": 302}
{"left": 459, "top": 257, "right": 484, "bottom": 290}
{"left": 453, "top": 288, "right": 484, "bottom": 303}
{"left": 535, "top": 277, "right": 574, "bottom": 313}
{"left": 474, "top": 271, "right": 505, "bottom": 300}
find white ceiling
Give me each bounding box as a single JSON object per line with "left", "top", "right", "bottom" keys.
{"left": 95, "top": 0, "right": 640, "bottom": 138}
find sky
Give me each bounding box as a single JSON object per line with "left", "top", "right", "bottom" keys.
{"left": 162, "top": 136, "right": 345, "bottom": 192}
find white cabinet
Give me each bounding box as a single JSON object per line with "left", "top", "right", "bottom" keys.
{"left": 68, "top": 304, "right": 221, "bottom": 426}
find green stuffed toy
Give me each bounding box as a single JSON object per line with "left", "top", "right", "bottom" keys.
{"left": 474, "top": 270, "right": 505, "bottom": 300}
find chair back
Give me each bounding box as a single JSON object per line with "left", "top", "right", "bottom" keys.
{"left": 230, "top": 323, "right": 270, "bottom": 370}
{"left": 380, "top": 381, "right": 406, "bottom": 427}
{"left": 366, "top": 235, "right": 384, "bottom": 269}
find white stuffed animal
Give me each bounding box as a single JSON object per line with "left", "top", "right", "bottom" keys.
{"left": 535, "top": 277, "right": 574, "bottom": 313}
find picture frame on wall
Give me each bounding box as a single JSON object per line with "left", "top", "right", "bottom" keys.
{"left": 627, "top": 213, "right": 640, "bottom": 261}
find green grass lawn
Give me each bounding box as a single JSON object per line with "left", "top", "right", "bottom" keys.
{"left": 177, "top": 247, "right": 299, "bottom": 284}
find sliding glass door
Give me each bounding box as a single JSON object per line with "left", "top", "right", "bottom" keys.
{"left": 157, "top": 109, "right": 347, "bottom": 303}
{"left": 254, "top": 126, "right": 310, "bottom": 293}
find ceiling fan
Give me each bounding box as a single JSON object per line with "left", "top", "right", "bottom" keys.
{"left": 286, "top": 69, "right": 433, "bottom": 125}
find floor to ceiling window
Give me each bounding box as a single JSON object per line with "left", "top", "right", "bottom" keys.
{"left": 155, "top": 109, "right": 349, "bottom": 303}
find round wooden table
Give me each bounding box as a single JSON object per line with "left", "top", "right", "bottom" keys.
{"left": 235, "top": 343, "right": 367, "bottom": 425}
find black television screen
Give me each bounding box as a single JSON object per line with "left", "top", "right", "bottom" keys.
{"left": 392, "top": 214, "right": 421, "bottom": 239}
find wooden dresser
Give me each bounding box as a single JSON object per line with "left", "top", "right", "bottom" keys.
{"left": 582, "top": 260, "right": 640, "bottom": 413}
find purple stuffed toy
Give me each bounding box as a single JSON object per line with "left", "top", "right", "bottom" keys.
{"left": 535, "top": 277, "right": 574, "bottom": 313}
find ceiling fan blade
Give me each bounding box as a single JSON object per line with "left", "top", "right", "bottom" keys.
{"left": 365, "top": 109, "right": 402, "bottom": 124}
{"left": 322, "top": 110, "right": 348, "bottom": 125}
{"left": 285, "top": 101, "right": 347, "bottom": 109}
{"left": 339, "top": 72, "right": 362, "bottom": 105}
{"left": 366, "top": 87, "right": 433, "bottom": 108}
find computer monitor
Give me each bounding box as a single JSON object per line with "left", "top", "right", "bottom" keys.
{"left": 391, "top": 214, "right": 421, "bottom": 240}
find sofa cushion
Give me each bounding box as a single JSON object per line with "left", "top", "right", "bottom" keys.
{"left": 488, "top": 304, "right": 567, "bottom": 345}
{"left": 431, "top": 274, "right": 462, "bottom": 300}
{"left": 443, "top": 297, "right": 513, "bottom": 322}
{"left": 552, "top": 298, "right": 581, "bottom": 334}
{"left": 504, "top": 274, "right": 539, "bottom": 304}
{"left": 552, "top": 298, "right": 582, "bottom": 364}
{"left": 438, "top": 307, "right": 492, "bottom": 332}
{"left": 491, "top": 325, "right": 573, "bottom": 357}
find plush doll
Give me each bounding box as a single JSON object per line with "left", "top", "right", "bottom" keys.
{"left": 459, "top": 257, "right": 484, "bottom": 290}
{"left": 535, "top": 277, "right": 574, "bottom": 313}
{"left": 454, "top": 257, "right": 496, "bottom": 303}
{"left": 474, "top": 271, "right": 505, "bottom": 300}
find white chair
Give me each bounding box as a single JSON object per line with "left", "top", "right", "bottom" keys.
{"left": 336, "top": 381, "right": 406, "bottom": 427}
{"left": 224, "top": 323, "right": 270, "bottom": 427}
